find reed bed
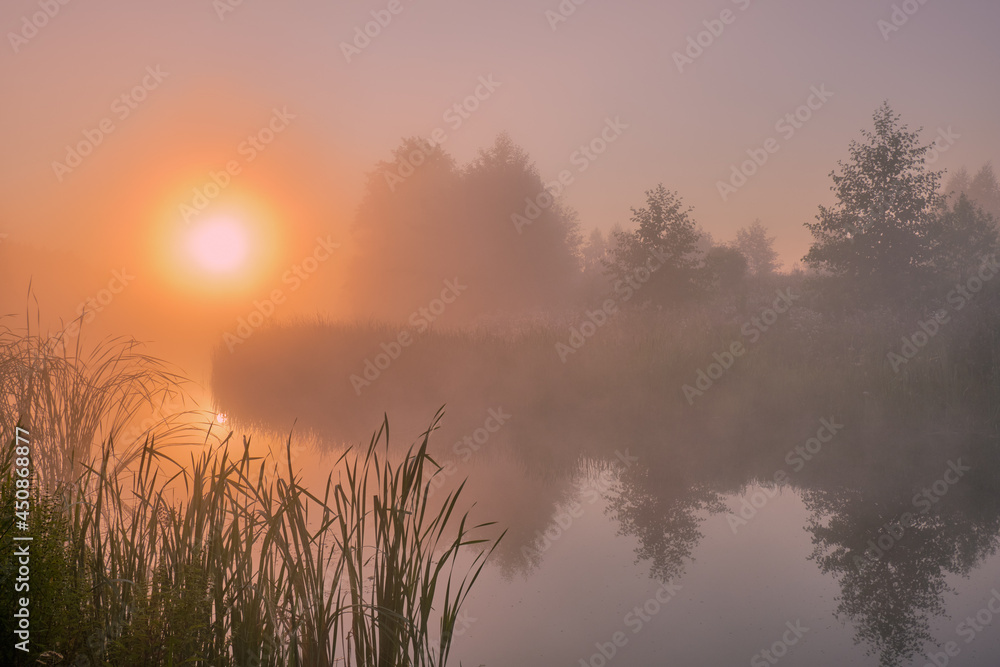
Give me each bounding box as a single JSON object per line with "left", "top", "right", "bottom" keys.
{"left": 0, "top": 322, "right": 503, "bottom": 666}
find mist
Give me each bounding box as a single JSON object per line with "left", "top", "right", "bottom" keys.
{"left": 3, "top": 1, "right": 1000, "bottom": 666}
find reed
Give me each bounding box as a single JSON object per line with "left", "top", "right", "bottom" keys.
{"left": 0, "top": 323, "right": 502, "bottom": 666}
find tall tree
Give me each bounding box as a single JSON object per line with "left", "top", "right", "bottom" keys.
{"left": 804, "top": 103, "right": 944, "bottom": 307}
{"left": 461, "top": 132, "right": 582, "bottom": 312}
{"left": 604, "top": 185, "right": 703, "bottom": 305}
{"left": 943, "top": 167, "right": 971, "bottom": 205}
{"left": 735, "top": 219, "right": 780, "bottom": 277}
{"left": 702, "top": 245, "right": 748, "bottom": 294}
{"left": 967, "top": 163, "right": 1000, "bottom": 221}
{"left": 581, "top": 228, "right": 608, "bottom": 274}
{"left": 928, "top": 194, "right": 1000, "bottom": 284}
{"left": 347, "top": 133, "right": 583, "bottom": 321}
{"left": 347, "top": 137, "right": 460, "bottom": 319}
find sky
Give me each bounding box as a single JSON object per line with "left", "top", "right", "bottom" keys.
{"left": 1, "top": 0, "right": 998, "bottom": 371}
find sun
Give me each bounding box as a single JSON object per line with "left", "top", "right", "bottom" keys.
{"left": 187, "top": 217, "right": 250, "bottom": 275}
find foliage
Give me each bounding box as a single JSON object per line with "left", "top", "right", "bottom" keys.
{"left": 347, "top": 132, "right": 582, "bottom": 320}
{"left": 804, "top": 103, "right": 945, "bottom": 308}
{"left": 0, "top": 328, "right": 502, "bottom": 666}
{"left": 702, "top": 245, "right": 748, "bottom": 294}
{"left": 604, "top": 184, "right": 703, "bottom": 305}
{"left": 734, "top": 220, "right": 780, "bottom": 277}
{"left": 927, "top": 193, "right": 1000, "bottom": 286}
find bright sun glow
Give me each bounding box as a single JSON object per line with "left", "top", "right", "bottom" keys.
{"left": 188, "top": 217, "right": 250, "bottom": 274}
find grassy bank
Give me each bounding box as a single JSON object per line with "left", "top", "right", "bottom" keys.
{"left": 0, "top": 326, "right": 502, "bottom": 666}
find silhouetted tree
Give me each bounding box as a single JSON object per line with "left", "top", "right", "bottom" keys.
{"left": 460, "top": 132, "right": 582, "bottom": 313}
{"left": 581, "top": 228, "right": 608, "bottom": 274}
{"left": 945, "top": 163, "right": 1000, "bottom": 223}
{"left": 967, "top": 163, "right": 1000, "bottom": 220}
{"left": 702, "top": 245, "right": 747, "bottom": 294}
{"left": 604, "top": 185, "right": 703, "bottom": 305}
{"left": 944, "top": 166, "right": 972, "bottom": 204}
{"left": 804, "top": 103, "right": 944, "bottom": 308}
{"left": 928, "top": 193, "right": 1000, "bottom": 285}
{"left": 347, "top": 137, "right": 460, "bottom": 319}
{"left": 347, "top": 133, "right": 582, "bottom": 321}
{"left": 735, "top": 219, "right": 780, "bottom": 277}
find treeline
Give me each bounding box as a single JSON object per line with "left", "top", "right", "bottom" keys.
{"left": 345, "top": 103, "right": 1000, "bottom": 322}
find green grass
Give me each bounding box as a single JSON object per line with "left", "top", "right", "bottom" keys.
{"left": 0, "top": 321, "right": 503, "bottom": 666}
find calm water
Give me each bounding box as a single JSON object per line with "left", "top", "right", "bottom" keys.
{"left": 210, "top": 324, "right": 1000, "bottom": 667}
{"left": 452, "top": 477, "right": 1000, "bottom": 667}
{"left": 214, "top": 391, "right": 1000, "bottom": 667}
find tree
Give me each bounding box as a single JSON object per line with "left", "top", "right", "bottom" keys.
{"left": 581, "top": 228, "right": 608, "bottom": 274}
{"left": 735, "top": 219, "right": 780, "bottom": 277}
{"left": 927, "top": 194, "right": 1000, "bottom": 284}
{"left": 702, "top": 245, "right": 748, "bottom": 293}
{"left": 943, "top": 167, "right": 971, "bottom": 205}
{"left": 347, "top": 137, "right": 461, "bottom": 319}
{"left": 967, "top": 163, "right": 1000, "bottom": 221}
{"left": 945, "top": 163, "right": 1000, "bottom": 223}
{"left": 346, "top": 133, "right": 583, "bottom": 321}
{"left": 460, "top": 132, "right": 582, "bottom": 312}
{"left": 735, "top": 220, "right": 778, "bottom": 277}
{"left": 804, "top": 103, "right": 944, "bottom": 307}
{"left": 604, "top": 185, "right": 703, "bottom": 305}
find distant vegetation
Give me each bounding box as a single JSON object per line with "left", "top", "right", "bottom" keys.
{"left": 218, "top": 103, "right": 1000, "bottom": 447}
{"left": 344, "top": 102, "right": 1000, "bottom": 326}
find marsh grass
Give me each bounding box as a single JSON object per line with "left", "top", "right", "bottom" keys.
{"left": 0, "top": 323, "right": 503, "bottom": 666}
{"left": 0, "top": 314, "right": 204, "bottom": 489}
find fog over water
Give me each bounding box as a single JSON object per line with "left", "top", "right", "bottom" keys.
{"left": 3, "top": 1, "right": 1000, "bottom": 665}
